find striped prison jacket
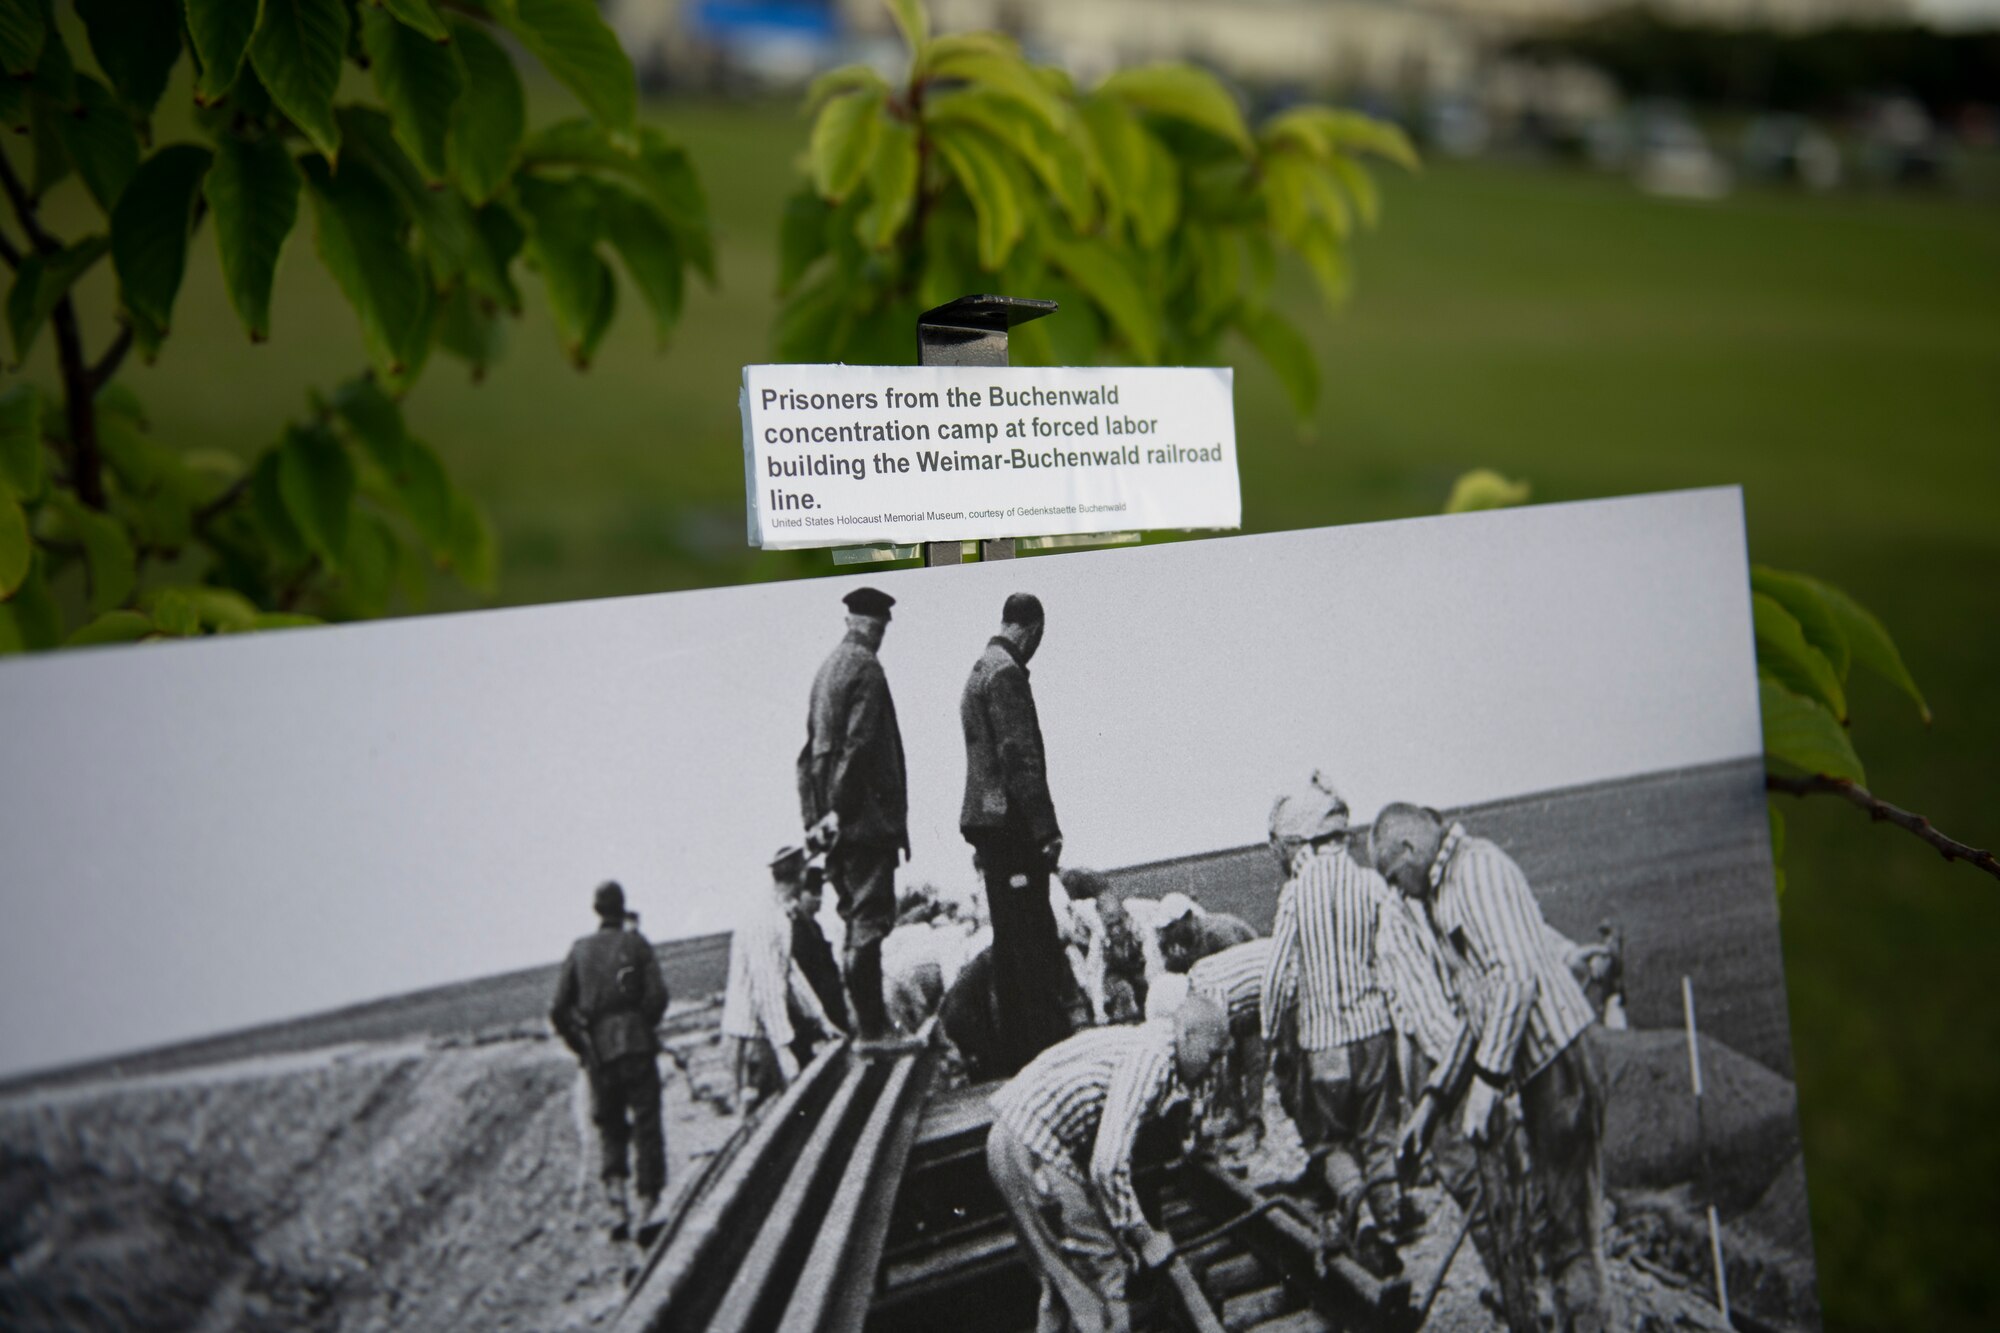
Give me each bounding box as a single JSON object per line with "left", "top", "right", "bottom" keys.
{"left": 1188, "top": 938, "right": 1270, "bottom": 1021}
{"left": 1428, "top": 823, "right": 1594, "bottom": 1081}
{"left": 1260, "top": 845, "right": 1394, "bottom": 1051}
{"left": 988, "top": 1022, "right": 1179, "bottom": 1231}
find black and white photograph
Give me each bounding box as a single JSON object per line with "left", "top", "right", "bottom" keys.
{"left": 0, "top": 487, "right": 1817, "bottom": 1333}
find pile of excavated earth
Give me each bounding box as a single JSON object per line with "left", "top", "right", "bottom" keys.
{"left": 0, "top": 1005, "right": 1818, "bottom": 1332}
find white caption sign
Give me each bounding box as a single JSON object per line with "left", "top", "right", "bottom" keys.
{"left": 740, "top": 364, "right": 1239, "bottom": 550}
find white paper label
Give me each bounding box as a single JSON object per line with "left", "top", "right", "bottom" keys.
{"left": 740, "top": 364, "right": 1239, "bottom": 549}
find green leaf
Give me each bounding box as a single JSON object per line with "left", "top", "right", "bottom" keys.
{"left": 1809, "top": 576, "right": 1931, "bottom": 724}
{"left": 918, "top": 31, "right": 1019, "bottom": 70}
{"left": 517, "top": 120, "right": 714, "bottom": 282}
{"left": 7, "top": 235, "right": 110, "bottom": 363}
{"left": 0, "top": 78, "right": 25, "bottom": 134}
{"left": 0, "top": 384, "right": 42, "bottom": 501}
{"left": 48, "top": 490, "right": 136, "bottom": 613}
{"left": 1443, "top": 468, "right": 1532, "bottom": 513}
{"left": 883, "top": 0, "right": 927, "bottom": 50}
{"left": 50, "top": 75, "right": 140, "bottom": 211}
{"left": 803, "top": 63, "right": 886, "bottom": 114}
{"left": 777, "top": 188, "right": 830, "bottom": 295}
{"left": 931, "top": 121, "right": 1025, "bottom": 271}
{"left": 340, "top": 107, "right": 512, "bottom": 307}
{"left": 336, "top": 508, "right": 397, "bottom": 616}
{"left": 28, "top": 96, "right": 71, "bottom": 199}
{"left": 0, "top": 549, "right": 60, "bottom": 651}
{"left": 1753, "top": 591, "right": 1847, "bottom": 723}
{"left": 1750, "top": 565, "right": 1849, "bottom": 682}
{"left": 276, "top": 420, "right": 355, "bottom": 569}
{"left": 249, "top": 0, "right": 348, "bottom": 160}
{"left": 331, "top": 375, "right": 409, "bottom": 472}
{"left": 434, "top": 282, "right": 505, "bottom": 376}
{"left": 205, "top": 134, "right": 302, "bottom": 341}
{"left": 146, "top": 583, "right": 258, "bottom": 631}
{"left": 1046, "top": 233, "right": 1158, "bottom": 362}
{"left": 379, "top": 0, "right": 449, "bottom": 42}
{"left": 397, "top": 437, "right": 452, "bottom": 551}
{"left": 446, "top": 16, "right": 524, "bottom": 204}
{"left": 1099, "top": 64, "right": 1251, "bottom": 153}
{"left": 250, "top": 446, "right": 308, "bottom": 563}
{"left": 66, "top": 609, "right": 155, "bottom": 646}
{"left": 1234, "top": 307, "right": 1317, "bottom": 417}
{"left": 0, "top": 0, "right": 45, "bottom": 77}
{"left": 1259, "top": 152, "right": 1314, "bottom": 245}
{"left": 147, "top": 587, "right": 202, "bottom": 637}
{"left": 77, "top": 0, "right": 182, "bottom": 117}
{"left": 360, "top": 5, "right": 461, "bottom": 182}
{"left": 0, "top": 492, "right": 26, "bottom": 598}
{"left": 595, "top": 183, "right": 684, "bottom": 348}
{"left": 111, "top": 145, "right": 213, "bottom": 338}
{"left": 809, "top": 87, "right": 883, "bottom": 203}
{"left": 493, "top": 0, "right": 635, "bottom": 130}
{"left": 247, "top": 611, "right": 322, "bottom": 630}
{"left": 301, "top": 153, "right": 426, "bottom": 376}
{"left": 446, "top": 491, "right": 495, "bottom": 591}
{"left": 1326, "top": 153, "right": 1379, "bottom": 228}
{"left": 925, "top": 47, "right": 1062, "bottom": 130}
{"left": 1760, "top": 675, "right": 1866, "bottom": 784}
{"left": 926, "top": 88, "right": 1093, "bottom": 232}
{"left": 187, "top": 0, "right": 262, "bottom": 105}
{"left": 27, "top": 23, "right": 74, "bottom": 110}
{"left": 1295, "top": 223, "right": 1349, "bottom": 306}
{"left": 514, "top": 174, "right": 613, "bottom": 367}
{"left": 860, "top": 117, "right": 918, "bottom": 249}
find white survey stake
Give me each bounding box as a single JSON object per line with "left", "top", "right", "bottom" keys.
{"left": 740, "top": 364, "right": 1240, "bottom": 550}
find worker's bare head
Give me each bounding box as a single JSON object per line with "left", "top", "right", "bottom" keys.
{"left": 999, "top": 592, "right": 1045, "bottom": 662}
{"left": 1370, "top": 803, "right": 1447, "bottom": 900}
{"left": 1172, "top": 994, "right": 1230, "bottom": 1086}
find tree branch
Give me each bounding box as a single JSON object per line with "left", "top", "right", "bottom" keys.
{"left": 1767, "top": 773, "right": 2000, "bottom": 882}
{"left": 0, "top": 142, "right": 109, "bottom": 507}
{"left": 89, "top": 323, "right": 134, "bottom": 390}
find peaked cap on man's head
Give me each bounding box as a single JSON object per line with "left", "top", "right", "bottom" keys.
{"left": 843, "top": 586, "right": 895, "bottom": 619}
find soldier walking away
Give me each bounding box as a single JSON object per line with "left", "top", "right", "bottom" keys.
{"left": 986, "top": 997, "right": 1231, "bottom": 1333}
{"left": 723, "top": 846, "right": 840, "bottom": 1112}
{"left": 960, "top": 591, "right": 1079, "bottom": 1076}
{"left": 798, "top": 585, "right": 910, "bottom": 1047}
{"left": 1373, "top": 803, "right": 1613, "bottom": 1333}
{"left": 549, "top": 881, "right": 670, "bottom": 1241}
{"left": 1259, "top": 784, "right": 1409, "bottom": 1279}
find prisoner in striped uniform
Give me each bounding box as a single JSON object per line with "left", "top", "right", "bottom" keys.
{"left": 1259, "top": 785, "right": 1407, "bottom": 1267}
{"left": 986, "top": 1001, "right": 1229, "bottom": 1333}
{"left": 1374, "top": 806, "right": 1610, "bottom": 1333}
{"left": 1187, "top": 938, "right": 1270, "bottom": 1134}
{"left": 721, "top": 846, "right": 837, "bottom": 1113}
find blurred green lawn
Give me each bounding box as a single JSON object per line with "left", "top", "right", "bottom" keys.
{"left": 20, "top": 97, "right": 2000, "bottom": 1329}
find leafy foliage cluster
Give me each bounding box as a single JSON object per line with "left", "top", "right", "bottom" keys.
{"left": 0, "top": 0, "right": 711, "bottom": 649}
{"left": 776, "top": 0, "right": 1415, "bottom": 416}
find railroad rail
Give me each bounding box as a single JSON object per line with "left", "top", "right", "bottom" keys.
{"left": 620, "top": 1040, "right": 1415, "bottom": 1333}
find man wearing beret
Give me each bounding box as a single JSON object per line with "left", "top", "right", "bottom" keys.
{"left": 960, "top": 591, "right": 1077, "bottom": 1076}
{"left": 798, "top": 585, "right": 909, "bottom": 1045}
{"left": 550, "top": 881, "right": 670, "bottom": 1239}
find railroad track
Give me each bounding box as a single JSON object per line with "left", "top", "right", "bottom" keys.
{"left": 620, "top": 1033, "right": 1416, "bottom": 1333}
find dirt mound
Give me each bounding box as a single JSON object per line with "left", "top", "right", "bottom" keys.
{"left": 0, "top": 1020, "right": 743, "bottom": 1332}
{"left": 1591, "top": 1026, "right": 1800, "bottom": 1215}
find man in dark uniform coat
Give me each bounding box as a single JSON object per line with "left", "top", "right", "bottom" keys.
{"left": 960, "top": 591, "right": 1077, "bottom": 1076}
{"left": 788, "top": 866, "right": 850, "bottom": 1064}
{"left": 550, "top": 881, "right": 670, "bottom": 1238}
{"left": 798, "top": 585, "right": 909, "bottom": 1043}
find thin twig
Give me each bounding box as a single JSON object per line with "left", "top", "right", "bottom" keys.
{"left": 0, "top": 147, "right": 58, "bottom": 254}
{"left": 89, "top": 324, "right": 134, "bottom": 390}
{"left": 1767, "top": 772, "right": 2000, "bottom": 882}
{"left": 193, "top": 473, "right": 252, "bottom": 528}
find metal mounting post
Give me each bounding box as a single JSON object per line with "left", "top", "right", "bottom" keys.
{"left": 916, "top": 295, "right": 1056, "bottom": 566}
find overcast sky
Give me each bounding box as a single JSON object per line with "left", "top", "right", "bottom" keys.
{"left": 0, "top": 488, "right": 1762, "bottom": 1079}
